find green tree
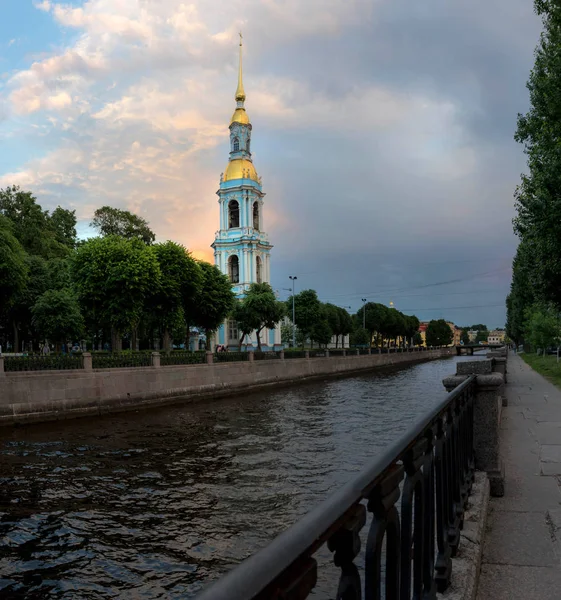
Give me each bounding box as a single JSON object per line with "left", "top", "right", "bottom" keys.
{"left": 476, "top": 330, "right": 489, "bottom": 343}
{"left": 324, "top": 303, "right": 341, "bottom": 347}
{"left": 337, "top": 307, "right": 353, "bottom": 348}
{"left": 281, "top": 322, "right": 294, "bottom": 346}
{"left": 351, "top": 327, "right": 370, "bottom": 347}
{"left": 32, "top": 289, "right": 84, "bottom": 348}
{"left": 49, "top": 206, "right": 77, "bottom": 249}
{"left": 233, "top": 283, "right": 285, "bottom": 351}
{"left": 511, "top": 2, "right": 561, "bottom": 312}
{"left": 461, "top": 329, "right": 471, "bottom": 345}
{"left": 426, "top": 319, "right": 453, "bottom": 347}
{"left": 71, "top": 236, "right": 161, "bottom": 351}
{"left": 413, "top": 332, "right": 423, "bottom": 347}
{"left": 232, "top": 301, "right": 260, "bottom": 347}
{"left": 0, "top": 186, "right": 68, "bottom": 258}
{"left": 287, "top": 289, "right": 322, "bottom": 348}
{"left": 311, "top": 319, "right": 333, "bottom": 347}
{"left": 91, "top": 206, "right": 156, "bottom": 245}
{"left": 152, "top": 241, "right": 202, "bottom": 351}
{"left": 192, "top": 262, "right": 235, "bottom": 350}
{"left": 525, "top": 303, "right": 561, "bottom": 355}
{"left": 0, "top": 216, "right": 29, "bottom": 319}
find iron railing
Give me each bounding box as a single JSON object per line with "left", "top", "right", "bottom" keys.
{"left": 197, "top": 374, "right": 476, "bottom": 600}
{"left": 91, "top": 353, "right": 151, "bottom": 369}
{"left": 215, "top": 351, "right": 250, "bottom": 363}
{"left": 3, "top": 354, "right": 84, "bottom": 371}
{"left": 160, "top": 351, "right": 206, "bottom": 366}
{"left": 252, "top": 351, "right": 281, "bottom": 360}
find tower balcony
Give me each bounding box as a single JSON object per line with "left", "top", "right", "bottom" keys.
{"left": 214, "top": 228, "right": 269, "bottom": 243}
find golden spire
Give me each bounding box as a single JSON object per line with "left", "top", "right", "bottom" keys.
{"left": 235, "top": 31, "right": 246, "bottom": 103}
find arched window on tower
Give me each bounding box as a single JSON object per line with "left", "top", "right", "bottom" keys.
{"left": 253, "top": 202, "right": 259, "bottom": 230}
{"left": 228, "top": 200, "right": 240, "bottom": 228}
{"left": 247, "top": 139, "right": 250, "bottom": 154}
{"left": 233, "top": 137, "right": 240, "bottom": 152}
{"left": 228, "top": 255, "right": 240, "bottom": 283}
{"left": 256, "top": 256, "right": 262, "bottom": 283}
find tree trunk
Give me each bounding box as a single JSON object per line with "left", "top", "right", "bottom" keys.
{"left": 206, "top": 329, "right": 213, "bottom": 352}
{"left": 111, "top": 327, "right": 122, "bottom": 352}
{"left": 239, "top": 332, "right": 246, "bottom": 348}
{"left": 163, "top": 328, "right": 172, "bottom": 353}
{"left": 335, "top": 334, "right": 339, "bottom": 349}
{"left": 12, "top": 320, "right": 19, "bottom": 353}
{"left": 256, "top": 328, "right": 263, "bottom": 352}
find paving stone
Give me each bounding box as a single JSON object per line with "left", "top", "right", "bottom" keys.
{"left": 483, "top": 510, "right": 557, "bottom": 566}
{"left": 477, "top": 565, "right": 561, "bottom": 600}
{"left": 492, "top": 473, "right": 561, "bottom": 513}
{"left": 533, "top": 422, "right": 561, "bottom": 444}
{"left": 540, "top": 445, "right": 561, "bottom": 475}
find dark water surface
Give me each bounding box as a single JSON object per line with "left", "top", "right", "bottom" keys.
{"left": 0, "top": 355, "right": 474, "bottom": 598}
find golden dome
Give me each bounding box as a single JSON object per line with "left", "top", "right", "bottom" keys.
{"left": 224, "top": 158, "right": 258, "bottom": 182}
{"left": 230, "top": 107, "right": 250, "bottom": 125}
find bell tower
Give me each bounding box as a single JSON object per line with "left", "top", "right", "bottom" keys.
{"left": 211, "top": 35, "right": 280, "bottom": 350}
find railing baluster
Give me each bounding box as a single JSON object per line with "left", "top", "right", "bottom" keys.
{"left": 196, "top": 376, "right": 478, "bottom": 600}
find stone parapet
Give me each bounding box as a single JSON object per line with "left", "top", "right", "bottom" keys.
{"left": 444, "top": 360, "right": 505, "bottom": 497}
{"left": 0, "top": 348, "right": 451, "bottom": 426}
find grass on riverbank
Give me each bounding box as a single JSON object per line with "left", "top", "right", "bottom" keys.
{"left": 521, "top": 352, "right": 561, "bottom": 389}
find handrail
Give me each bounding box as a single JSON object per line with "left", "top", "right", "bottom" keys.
{"left": 197, "top": 375, "right": 477, "bottom": 599}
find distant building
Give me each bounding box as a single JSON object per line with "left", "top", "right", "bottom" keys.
{"left": 468, "top": 330, "right": 478, "bottom": 343}
{"left": 488, "top": 330, "right": 505, "bottom": 345}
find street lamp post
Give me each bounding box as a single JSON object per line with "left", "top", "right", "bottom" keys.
{"left": 289, "top": 276, "right": 298, "bottom": 348}
{"left": 362, "top": 298, "right": 367, "bottom": 330}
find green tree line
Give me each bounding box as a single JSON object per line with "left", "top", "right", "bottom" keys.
{"left": 506, "top": 1, "right": 561, "bottom": 349}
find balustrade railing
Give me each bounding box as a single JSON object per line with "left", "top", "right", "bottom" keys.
{"left": 197, "top": 374, "right": 476, "bottom": 600}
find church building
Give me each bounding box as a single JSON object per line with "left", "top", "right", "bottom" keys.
{"left": 211, "top": 36, "right": 282, "bottom": 350}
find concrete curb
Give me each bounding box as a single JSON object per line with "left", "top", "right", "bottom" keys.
{"left": 438, "top": 471, "right": 490, "bottom": 600}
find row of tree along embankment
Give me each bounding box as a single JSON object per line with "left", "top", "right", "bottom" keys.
{"left": 0, "top": 348, "right": 452, "bottom": 426}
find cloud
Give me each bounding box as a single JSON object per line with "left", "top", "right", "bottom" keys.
{"left": 0, "top": 0, "right": 544, "bottom": 326}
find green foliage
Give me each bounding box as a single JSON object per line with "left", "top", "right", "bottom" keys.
{"left": 50, "top": 206, "right": 77, "bottom": 249}
{"left": 426, "top": 319, "right": 453, "bottom": 347}
{"left": 151, "top": 241, "right": 202, "bottom": 350}
{"left": 32, "top": 289, "right": 84, "bottom": 345}
{"left": 281, "top": 322, "right": 294, "bottom": 346}
{"left": 524, "top": 304, "right": 561, "bottom": 354}
{"left": 351, "top": 327, "right": 370, "bottom": 346}
{"left": 0, "top": 216, "right": 28, "bottom": 315}
{"left": 311, "top": 319, "right": 333, "bottom": 347}
{"left": 460, "top": 329, "right": 470, "bottom": 345}
{"left": 475, "top": 330, "right": 489, "bottom": 343}
{"left": 192, "top": 262, "right": 235, "bottom": 346}
{"left": 233, "top": 283, "right": 285, "bottom": 350}
{"left": 91, "top": 206, "right": 156, "bottom": 245}
{"left": 71, "top": 236, "right": 161, "bottom": 343}
{"left": 521, "top": 352, "right": 561, "bottom": 388}
{"left": 509, "top": 3, "right": 561, "bottom": 336}
{"left": 287, "top": 289, "right": 322, "bottom": 346}
{"left": 413, "top": 332, "right": 423, "bottom": 347}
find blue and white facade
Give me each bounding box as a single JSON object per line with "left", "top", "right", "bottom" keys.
{"left": 212, "top": 38, "right": 282, "bottom": 350}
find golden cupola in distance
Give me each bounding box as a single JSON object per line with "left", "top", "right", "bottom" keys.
{"left": 222, "top": 33, "right": 258, "bottom": 183}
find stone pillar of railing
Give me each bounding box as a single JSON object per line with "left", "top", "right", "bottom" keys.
{"left": 151, "top": 352, "right": 160, "bottom": 368}
{"left": 248, "top": 351, "right": 254, "bottom": 362}
{"left": 378, "top": 348, "right": 382, "bottom": 354}
{"left": 368, "top": 348, "right": 371, "bottom": 355}
{"left": 279, "top": 350, "right": 285, "bottom": 360}
{"left": 342, "top": 349, "right": 346, "bottom": 357}
{"left": 206, "top": 351, "right": 214, "bottom": 365}
{"left": 325, "top": 350, "right": 330, "bottom": 358}
{"left": 83, "top": 352, "right": 92, "bottom": 371}
{"left": 305, "top": 350, "right": 310, "bottom": 359}
{"left": 443, "top": 359, "right": 505, "bottom": 497}
{"left": 0, "top": 355, "right": 4, "bottom": 377}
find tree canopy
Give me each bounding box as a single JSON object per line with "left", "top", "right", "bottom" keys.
{"left": 32, "top": 289, "right": 84, "bottom": 347}
{"left": 426, "top": 319, "right": 453, "bottom": 347}
{"left": 91, "top": 206, "right": 156, "bottom": 245}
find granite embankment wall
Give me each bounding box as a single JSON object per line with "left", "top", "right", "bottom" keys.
{"left": 0, "top": 348, "right": 452, "bottom": 425}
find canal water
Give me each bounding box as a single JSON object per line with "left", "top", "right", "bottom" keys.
{"left": 0, "top": 355, "right": 478, "bottom": 599}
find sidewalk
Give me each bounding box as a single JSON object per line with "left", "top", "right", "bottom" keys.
{"left": 477, "top": 353, "right": 561, "bottom": 599}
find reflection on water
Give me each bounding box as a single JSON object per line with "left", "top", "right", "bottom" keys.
{"left": 0, "top": 355, "right": 475, "bottom": 598}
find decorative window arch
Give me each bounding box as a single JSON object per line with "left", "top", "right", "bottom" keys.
{"left": 256, "top": 256, "right": 262, "bottom": 283}
{"left": 247, "top": 138, "right": 250, "bottom": 154}
{"left": 228, "top": 255, "right": 240, "bottom": 283}
{"left": 228, "top": 200, "right": 240, "bottom": 228}
{"left": 233, "top": 137, "right": 240, "bottom": 152}
{"left": 253, "top": 201, "right": 259, "bottom": 230}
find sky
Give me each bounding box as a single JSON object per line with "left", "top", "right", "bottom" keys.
{"left": 0, "top": 0, "right": 544, "bottom": 328}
